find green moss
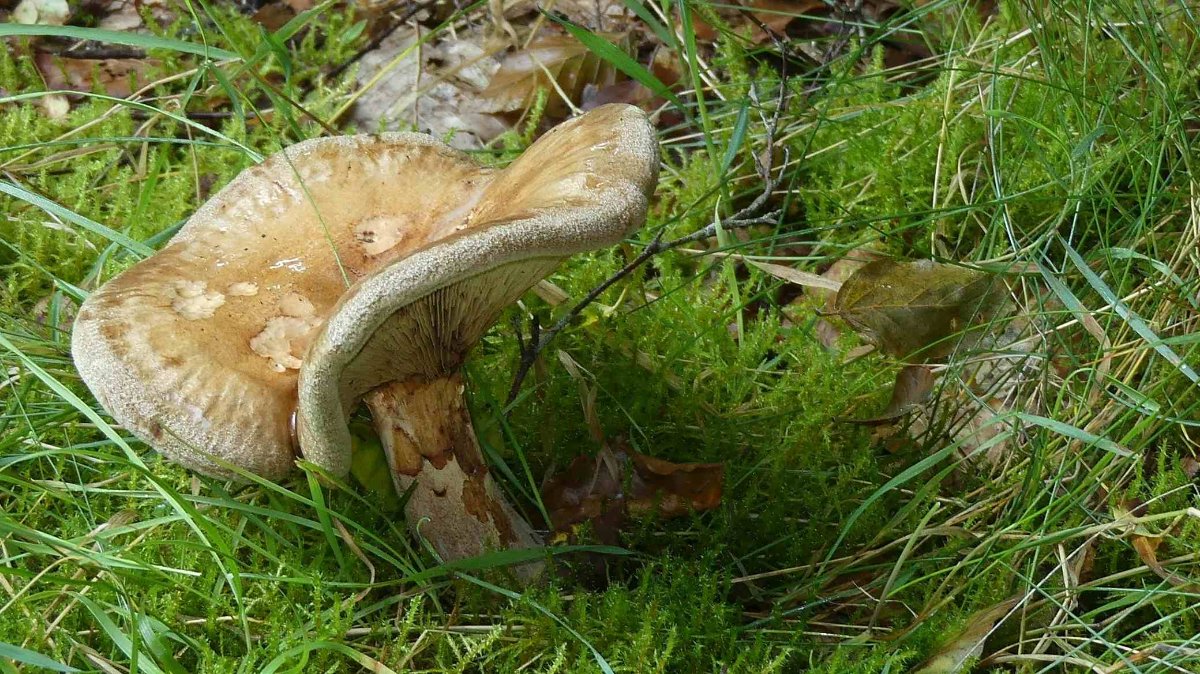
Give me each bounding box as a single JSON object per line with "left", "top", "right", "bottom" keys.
{"left": 4, "top": 1, "right": 1200, "bottom": 671}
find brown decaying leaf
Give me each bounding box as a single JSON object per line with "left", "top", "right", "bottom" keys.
{"left": 834, "top": 259, "right": 1007, "bottom": 361}
{"left": 807, "top": 245, "right": 884, "bottom": 310}
{"left": 689, "top": 0, "right": 824, "bottom": 44}
{"left": 477, "top": 34, "right": 622, "bottom": 118}
{"left": 351, "top": 26, "right": 508, "bottom": 150}
{"left": 1181, "top": 455, "right": 1200, "bottom": 479}
{"left": 541, "top": 440, "right": 724, "bottom": 545}
{"left": 790, "top": 244, "right": 881, "bottom": 349}
{"left": 912, "top": 596, "right": 1020, "bottom": 673}
{"left": 843, "top": 364, "right": 934, "bottom": 425}
{"left": 1119, "top": 500, "right": 1200, "bottom": 591}
{"left": 581, "top": 45, "right": 682, "bottom": 119}
{"left": 34, "top": 52, "right": 157, "bottom": 99}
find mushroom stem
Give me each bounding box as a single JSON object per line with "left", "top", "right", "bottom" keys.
{"left": 363, "top": 374, "right": 543, "bottom": 579}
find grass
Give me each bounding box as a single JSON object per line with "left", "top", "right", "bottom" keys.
{"left": 2, "top": 0, "right": 1200, "bottom": 671}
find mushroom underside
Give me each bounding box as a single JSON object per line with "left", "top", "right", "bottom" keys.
{"left": 298, "top": 257, "right": 567, "bottom": 576}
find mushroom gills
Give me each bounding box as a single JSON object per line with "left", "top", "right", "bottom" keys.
{"left": 322, "top": 257, "right": 564, "bottom": 581}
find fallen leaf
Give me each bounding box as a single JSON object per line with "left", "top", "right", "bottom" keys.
{"left": 807, "top": 245, "right": 884, "bottom": 309}
{"left": 834, "top": 259, "right": 1007, "bottom": 361}
{"left": 352, "top": 26, "right": 508, "bottom": 150}
{"left": 842, "top": 364, "right": 934, "bottom": 425}
{"left": 795, "top": 244, "right": 882, "bottom": 349}
{"left": 251, "top": 3, "right": 295, "bottom": 31}
{"left": 252, "top": 0, "right": 315, "bottom": 30}
{"left": 687, "top": 0, "right": 822, "bottom": 43}
{"left": 1181, "top": 455, "right": 1200, "bottom": 479}
{"left": 813, "top": 317, "right": 841, "bottom": 349}
{"left": 535, "top": 0, "right": 635, "bottom": 32}
{"left": 542, "top": 440, "right": 724, "bottom": 544}
{"left": 743, "top": 0, "right": 826, "bottom": 41}
{"left": 35, "top": 52, "right": 157, "bottom": 99}
{"left": 1119, "top": 502, "right": 1200, "bottom": 591}
{"left": 912, "top": 597, "right": 1020, "bottom": 673}
{"left": 477, "top": 33, "right": 623, "bottom": 118}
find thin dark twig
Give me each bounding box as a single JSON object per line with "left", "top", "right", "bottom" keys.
{"left": 504, "top": 77, "right": 792, "bottom": 407}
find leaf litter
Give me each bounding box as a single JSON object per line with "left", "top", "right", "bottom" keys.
{"left": 543, "top": 350, "right": 724, "bottom": 549}
{"left": 768, "top": 254, "right": 1052, "bottom": 466}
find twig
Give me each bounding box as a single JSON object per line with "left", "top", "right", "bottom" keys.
{"left": 504, "top": 77, "right": 792, "bottom": 407}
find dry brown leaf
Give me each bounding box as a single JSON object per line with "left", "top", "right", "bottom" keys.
{"left": 912, "top": 597, "right": 1020, "bottom": 673}
{"left": 352, "top": 26, "right": 508, "bottom": 150}
{"left": 813, "top": 317, "right": 841, "bottom": 349}
{"left": 807, "top": 245, "right": 884, "bottom": 309}
{"left": 688, "top": 0, "right": 823, "bottom": 43}
{"left": 843, "top": 364, "right": 934, "bottom": 425}
{"left": 542, "top": 440, "right": 724, "bottom": 545}
{"left": 34, "top": 52, "right": 157, "bottom": 99}
{"left": 796, "top": 245, "right": 882, "bottom": 349}
{"left": 834, "top": 259, "right": 1007, "bottom": 361}
{"left": 1181, "top": 455, "right": 1200, "bottom": 479}
{"left": 1119, "top": 502, "right": 1200, "bottom": 591}
{"left": 477, "top": 34, "right": 622, "bottom": 118}
{"left": 251, "top": 0, "right": 316, "bottom": 31}
{"left": 522, "top": 0, "right": 633, "bottom": 32}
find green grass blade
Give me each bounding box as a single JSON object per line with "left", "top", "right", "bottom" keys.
{"left": 0, "top": 642, "right": 79, "bottom": 673}
{"left": 1060, "top": 238, "right": 1199, "bottom": 384}
{"left": 618, "top": 0, "right": 677, "bottom": 49}
{"left": 0, "top": 181, "right": 154, "bottom": 258}
{"left": 548, "top": 14, "right": 681, "bottom": 109}
{"left": 0, "top": 24, "right": 238, "bottom": 60}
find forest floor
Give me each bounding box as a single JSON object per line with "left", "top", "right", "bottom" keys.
{"left": 2, "top": 0, "right": 1200, "bottom": 672}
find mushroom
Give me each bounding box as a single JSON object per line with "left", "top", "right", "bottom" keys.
{"left": 72, "top": 104, "right": 659, "bottom": 571}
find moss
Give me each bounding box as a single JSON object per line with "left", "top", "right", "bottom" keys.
{"left": 4, "top": 1, "right": 1200, "bottom": 671}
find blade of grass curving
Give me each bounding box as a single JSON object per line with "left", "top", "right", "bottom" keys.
{"left": 75, "top": 595, "right": 167, "bottom": 674}
{"left": 719, "top": 99, "right": 750, "bottom": 180}
{"left": 821, "top": 419, "right": 1013, "bottom": 566}
{"left": 1100, "top": 246, "right": 1197, "bottom": 310}
{"left": 0, "top": 642, "right": 79, "bottom": 673}
{"left": 619, "top": 0, "right": 677, "bottom": 48}
{"left": 0, "top": 24, "right": 238, "bottom": 60}
{"left": 1060, "top": 238, "right": 1199, "bottom": 383}
{"left": 259, "top": 640, "right": 401, "bottom": 674}
{"left": 0, "top": 182, "right": 153, "bottom": 258}
{"left": 1013, "top": 412, "right": 1131, "bottom": 457}
{"left": 548, "top": 14, "right": 682, "bottom": 109}
{"left": 304, "top": 470, "right": 348, "bottom": 571}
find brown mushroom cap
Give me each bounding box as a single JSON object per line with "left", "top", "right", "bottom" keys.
{"left": 72, "top": 134, "right": 493, "bottom": 479}
{"left": 296, "top": 104, "right": 659, "bottom": 479}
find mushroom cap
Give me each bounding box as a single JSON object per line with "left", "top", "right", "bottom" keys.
{"left": 72, "top": 133, "right": 494, "bottom": 480}
{"left": 296, "top": 103, "right": 659, "bottom": 478}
